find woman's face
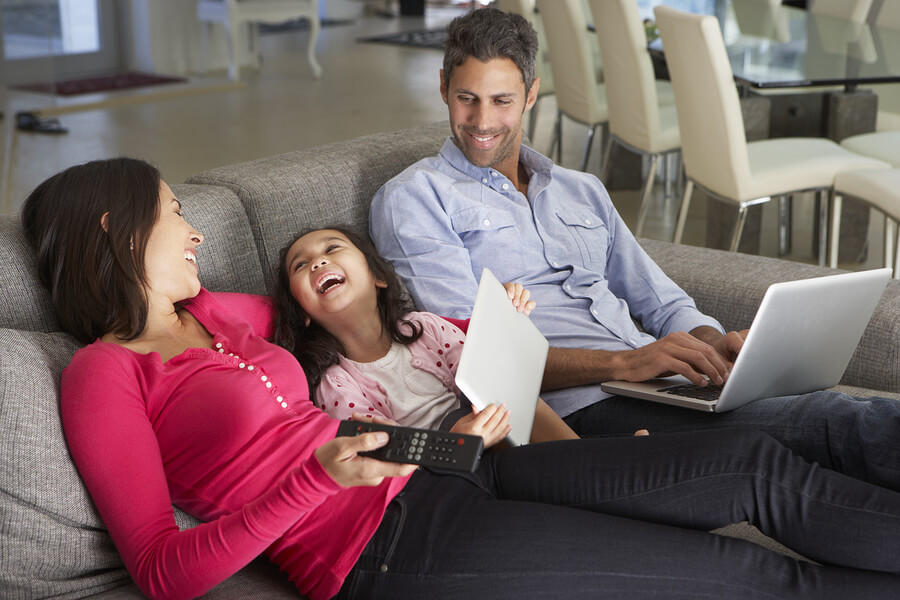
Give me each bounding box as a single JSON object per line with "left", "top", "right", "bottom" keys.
{"left": 142, "top": 181, "right": 204, "bottom": 304}
{"left": 284, "top": 229, "right": 386, "bottom": 327}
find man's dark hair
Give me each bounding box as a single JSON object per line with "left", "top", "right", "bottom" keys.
{"left": 272, "top": 225, "right": 423, "bottom": 397}
{"left": 443, "top": 7, "right": 539, "bottom": 92}
{"left": 21, "top": 158, "right": 162, "bottom": 344}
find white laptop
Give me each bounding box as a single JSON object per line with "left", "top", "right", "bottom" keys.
{"left": 601, "top": 268, "right": 891, "bottom": 412}
{"left": 455, "top": 268, "right": 549, "bottom": 446}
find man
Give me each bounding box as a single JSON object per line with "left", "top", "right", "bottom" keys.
{"left": 369, "top": 8, "right": 900, "bottom": 490}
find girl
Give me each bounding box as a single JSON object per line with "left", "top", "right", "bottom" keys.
{"left": 273, "top": 226, "right": 580, "bottom": 446}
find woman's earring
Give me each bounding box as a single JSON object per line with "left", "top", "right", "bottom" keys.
{"left": 130, "top": 241, "right": 134, "bottom": 251}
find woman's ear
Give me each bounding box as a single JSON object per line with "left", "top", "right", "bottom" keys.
{"left": 100, "top": 211, "right": 110, "bottom": 232}
{"left": 304, "top": 315, "right": 311, "bottom": 327}
{"left": 375, "top": 279, "right": 388, "bottom": 289}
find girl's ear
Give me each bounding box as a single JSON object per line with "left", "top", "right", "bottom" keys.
{"left": 304, "top": 315, "right": 311, "bottom": 326}
{"left": 375, "top": 279, "right": 388, "bottom": 289}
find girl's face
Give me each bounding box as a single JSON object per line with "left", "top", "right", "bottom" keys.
{"left": 284, "top": 229, "right": 386, "bottom": 326}
{"left": 142, "top": 181, "right": 204, "bottom": 304}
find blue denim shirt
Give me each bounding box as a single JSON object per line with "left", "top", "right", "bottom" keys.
{"left": 370, "top": 138, "right": 723, "bottom": 416}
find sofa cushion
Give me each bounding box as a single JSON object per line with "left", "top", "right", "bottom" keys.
{"left": 0, "top": 215, "right": 58, "bottom": 332}
{"left": 187, "top": 121, "right": 450, "bottom": 292}
{"left": 0, "top": 328, "right": 133, "bottom": 598}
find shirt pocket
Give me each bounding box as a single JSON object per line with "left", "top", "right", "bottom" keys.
{"left": 556, "top": 211, "right": 610, "bottom": 272}
{"left": 451, "top": 206, "right": 527, "bottom": 282}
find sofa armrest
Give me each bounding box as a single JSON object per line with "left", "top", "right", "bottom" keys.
{"left": 639, "top": 239, "right": 900, "bottom": 394}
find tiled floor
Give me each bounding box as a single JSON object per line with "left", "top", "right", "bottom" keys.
{"left": 0, "top": 0, "right": 884, "bottom": 271}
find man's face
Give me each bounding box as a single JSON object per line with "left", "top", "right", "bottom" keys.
{"left": 441, "top": 56, "right": 538, "bottom": 174}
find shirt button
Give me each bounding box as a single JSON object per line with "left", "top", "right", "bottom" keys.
{"left": 483, "top": 219, "right": 491, "bottom": 226}
{"left": 281, "top": 402, "right": 288, "bottom": 408}
{"left": 592, "top": 308, "right": 599, "bottom": 316}
{"left": 261, "top": 375, "right": 267, "bottom": 382}
{"left": 247, "top": 365, "right": 254, "bottom": 371}
{"left": 501, "top": 183, "right": 509, "bottom": 190}
{"left": 215, "top": 342, "right": 223, "bottom": 349}
{"left": 552, "top": 261, "right": 559, "bottom": 267}
{"left": 584, "top": 218, "right": 592, "bottom": 225}
{"left": 266, "top": 382, "right": 273, "bottom": 389}
{"left": 482, "top": 178, "right": 488, "bottom": 184}
{"left": 565, "top": 285, "right": 571, "bottom": 291}
{"left": 239, "top": 362, "right": 245, "bottom": 368}
{"left": 218, "top": 348, "right": 225, "bottom": 353}
{"left": 492, "top": 171, "right": 498, "bottom": 177}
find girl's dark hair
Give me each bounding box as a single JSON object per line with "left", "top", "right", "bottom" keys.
{"left": 272, "top": 225, "right": 423, "bottom": 396}
{"left": 21, "top": 158, "right": 162, "bottom": 344}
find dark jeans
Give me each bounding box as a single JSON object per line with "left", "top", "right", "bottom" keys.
{"left": 338, "top": 429, "right": 900, "bottom": 599}
{"left": 565, "top": 391, "right": 900, "bottom": 491}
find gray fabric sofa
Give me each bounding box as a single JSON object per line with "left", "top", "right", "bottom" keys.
{"left": 2, "top": 121, "right": 899, "bottom": 599}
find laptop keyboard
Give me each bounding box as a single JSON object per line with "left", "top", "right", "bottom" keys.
{"left": 659, "top": 383, "right": 724, "bottom": 402}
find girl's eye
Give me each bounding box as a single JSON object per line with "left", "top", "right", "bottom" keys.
{"left": 325, "top": 244, "right": 341, "bottom": 253}
{"left": 293, "top": 261, "right": 308, "bottom": 272}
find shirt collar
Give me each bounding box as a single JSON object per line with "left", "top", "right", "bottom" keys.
{"left": 438, "top": 136, "right": 554, "bottom": 190}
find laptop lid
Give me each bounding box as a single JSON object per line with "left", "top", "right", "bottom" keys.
{"left": 601, "top": 268, "right": 891, "bottom": 412}
{"left": 455, "top": 268, "right": 549, "bottom": 445}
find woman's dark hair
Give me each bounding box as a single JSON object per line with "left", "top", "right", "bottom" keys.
{"left": 272, "top": 225, "right": 423, "bottom": 396}
{"left": 443, "top": 7, "right": 539, "bottom": 93}
{"left": 21, "top": 157, "right": 162, "bottom": 344}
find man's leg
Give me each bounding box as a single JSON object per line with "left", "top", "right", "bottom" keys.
{"left": 564, "top": 391, "right": 900, "bottom": 490}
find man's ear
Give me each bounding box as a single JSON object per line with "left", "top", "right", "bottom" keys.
{"left": 440, "top": 69, "right": 449, "bottom": 104}
{"left": 525, "top": 77, "right": 541, "bottom": 111}
{"left": 100, "top": 211, "right": 110, "bottom": 232}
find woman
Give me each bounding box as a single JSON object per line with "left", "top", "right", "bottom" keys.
{"left": 23, "top": 158, "right": 900, "bottom": 599}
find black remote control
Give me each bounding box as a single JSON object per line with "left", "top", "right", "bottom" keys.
{"left": 336, "top": 420, "right": 484, "bottom": 473}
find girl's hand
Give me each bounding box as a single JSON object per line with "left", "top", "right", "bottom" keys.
{"left": 503, "top": 282, "right": 536, "bottom": 316}
{"left": 315, "top": 433, "right": 417, "bottom": 487}
{"left": 450, "top": 404, "right": 512, "bottom": 448}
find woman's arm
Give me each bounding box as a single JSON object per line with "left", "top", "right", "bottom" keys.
{"left": 61, "top": 348, "right": 344, "bottom": 600}
{"left": 529, "top": 398, "right": 580, "bottom": 443}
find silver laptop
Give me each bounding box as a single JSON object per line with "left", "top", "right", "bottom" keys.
{"left": 455, "top": 268, "right": 549, "bottom": 445}
{"left": 601, "top": 268, "right": 891, "bottom": 412}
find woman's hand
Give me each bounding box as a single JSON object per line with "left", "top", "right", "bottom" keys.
{"left": 315, "top": 433, "right": 417, "bottom": 488}
{"left": 503, "top": 282, "right": 536, "bottom": 315}
{"left": 450, "top": 404, "right": 512, "bottom": 448}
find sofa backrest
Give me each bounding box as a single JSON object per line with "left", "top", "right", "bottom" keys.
{"left": 187, "top": 121, "right": 449, "bottom": 292}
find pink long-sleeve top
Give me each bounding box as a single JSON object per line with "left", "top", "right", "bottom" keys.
{"left": 60, "top": 289, "right": 411, "bottom": 600}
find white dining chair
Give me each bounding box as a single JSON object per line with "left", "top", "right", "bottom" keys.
{"left": 871, "top": 2, "right": 900, "bottom": 131}
{"left": 809, "top": 0, "right": 875, "bottom": 23}
{"left": 196, "top": 0, "right": 322, "bottom": 81}
{"left": 840, "top": 131, "right": 900, "bottom": 168}
{"left": 829, "top": 169, "right": 900, "bottom": 275}
{"left": 536, "top": 0, "right": 608, "bottom": 171}
{"left": 653, "top": 6, "right": 888, "bottom": 258}
{"left": 494, "top": 0, "right": 555, "bottom": 141}
{"left": 588, "top": 0, "right": 681, "bottom": 236}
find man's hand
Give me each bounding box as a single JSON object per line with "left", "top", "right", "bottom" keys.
{"left": 541, "top": 328, "right": 748, "bottom": 392}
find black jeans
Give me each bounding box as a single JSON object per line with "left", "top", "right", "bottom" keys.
{"left": 338, "top": 429, "right": 900, "bottom": 599}
{"left": 565, "top": 391, "right": 900, "bottom": 491}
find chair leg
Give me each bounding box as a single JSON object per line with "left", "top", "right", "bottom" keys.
{"left": 673, "top": 179, "right": 694, "bottom": 244}
{"left": 306, "top": 15, "right": 323, "bottom": 78}
{"left": 547, "top": 111, "right": 562, "bottom": 163}
{"left": 599, "top": 135, "right": 615, "bottom": 183}
{"left": 528, "top": 96, "right": 541, "bottom": 142}
{"left": 884, "top": 215, "right": 896, "bottom": 274}
{"left": 827, "top": 192, "right": 842, "bottom": 268}
{"left": 818, "top": 189, "right": 830, "bottom": 267}
{"left": 580, "top": 125, "right": 597, "bottom": 172}
{"left": 777, "top": 195, "right": 792, "bottom": 256}
{"left": 729, "top": 206, "right": 749, "bottom": 252}
{"left": 635, "top": 154, "right": 658, "bottom": 238}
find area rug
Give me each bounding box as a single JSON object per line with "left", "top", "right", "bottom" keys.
{"left": 13, "top": 72, "right": 187, "bottom": 97}
{"left": 260, "top": 17, "right": 355, "bottom": 34}
{"left": 359, "top": 28, "right": 445, "bottom": 50}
